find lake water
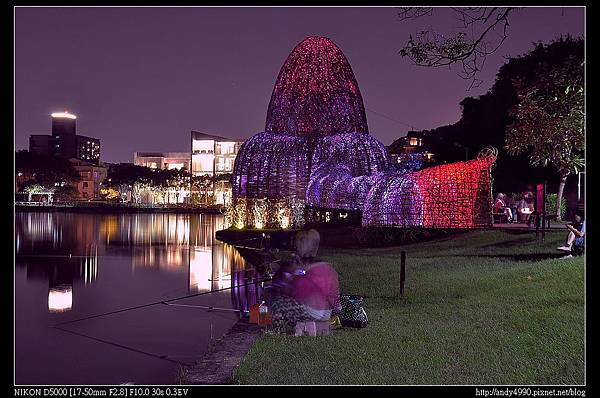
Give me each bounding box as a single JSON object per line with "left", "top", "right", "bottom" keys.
{"left": 15, "top": 212, "right": 263, "bottom": 385}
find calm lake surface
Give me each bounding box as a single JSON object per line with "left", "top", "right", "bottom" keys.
{"left": 15, "top": 212, "right": 263, "bottom": 385}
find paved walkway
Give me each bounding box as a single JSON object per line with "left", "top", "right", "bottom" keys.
{"left": 181, "top": 319, "right": 264, "bottom": 385}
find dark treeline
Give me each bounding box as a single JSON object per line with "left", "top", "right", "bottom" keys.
{"left": 389, "top": 36, "right": 584, "bottom": 211}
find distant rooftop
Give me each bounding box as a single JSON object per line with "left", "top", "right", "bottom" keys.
{"left": 51, "top": 111, "right": 76, "bottom": 119}
{"left": 191, "top": 130, "right": 244, "bottom": 142}
{"left": 135, "top": 151, "right": 190, "bottom": 158}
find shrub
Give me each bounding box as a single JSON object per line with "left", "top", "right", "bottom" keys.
{"left": 545, "top": 193, "right": 567, "bottom": 219}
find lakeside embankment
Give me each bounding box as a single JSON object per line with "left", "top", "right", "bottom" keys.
{"left": 15, "top": 202, "right": 224, "bottom": 214}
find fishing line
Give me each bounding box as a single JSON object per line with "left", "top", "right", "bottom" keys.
{"left": 53, "top": 277, "right": 272, "bottom": 327}
{"left": 52, "top": 324, "right": 190, "bottom": 366}
{"left": 157, "top": 267, "right": 259, "bottom": 300}
{"left": 161, "top": 302, "right": 248, "bottom": 313}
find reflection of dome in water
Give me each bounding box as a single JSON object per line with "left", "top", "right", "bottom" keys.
{"left": 265, "top": 36, "right": 369, "bottom": 137}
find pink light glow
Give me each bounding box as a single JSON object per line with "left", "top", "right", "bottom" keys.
{"left": 265, "top": 36, "right": 368, "bottom": 137}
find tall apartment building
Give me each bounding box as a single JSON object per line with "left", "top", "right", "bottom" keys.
{"left": 29, "top": 111, "right": 101, "bottom": 165}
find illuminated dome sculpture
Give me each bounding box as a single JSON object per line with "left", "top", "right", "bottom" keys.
{"left": 265, "top": 36, "right": 369, "bottom": 138}
{"left": 231, "top": 36, "right": 390, "bottom": 229}
{"left": 229, "top": 36, "right": 496, "bottom": 230}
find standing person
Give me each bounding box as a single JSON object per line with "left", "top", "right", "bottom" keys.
{"left": 558, "top": 213, "right": 585, "bottom": 255}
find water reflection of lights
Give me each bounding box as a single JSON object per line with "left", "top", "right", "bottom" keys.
{"left": 100, "top": 216, "right": 118, "bottom": 245}
{"left": 82, "top": 245, "right": 99, "bottom": 285}
{"left": 189, "top": 248, "right": 212, "bottom": 292}
{"left": 17, "top": 213, "right": 62, "bottom": 253}
{"left": 48, "top": 285, "right": 73, "bottom": 313}
{"left": 123, "top": 214, "right": 192, "bottom": 247}
{"left": 189, "top": 243, "right": 249, "bottom": 292}
{"left": 17, "top": 212, "right": 262, "bottom": 314}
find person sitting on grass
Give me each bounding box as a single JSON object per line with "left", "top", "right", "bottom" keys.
{"left": 269, "top": 229, "right": 341, "bottom": 334}
{"left": 557, "top": 212, "right": 585, "bottom": 256}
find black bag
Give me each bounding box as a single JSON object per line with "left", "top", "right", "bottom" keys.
{"left": 333, "top": 294, "right": 368, "bottom": 328}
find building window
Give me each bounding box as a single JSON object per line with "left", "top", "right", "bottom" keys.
{"left": 409, "top": 137, "right": 420, "bottom": 146}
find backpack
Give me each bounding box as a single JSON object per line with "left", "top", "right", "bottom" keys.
{"left": 333, "top": 294, "right": 368, "bottom": 328}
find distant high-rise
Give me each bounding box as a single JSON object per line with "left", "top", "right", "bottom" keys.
{"left": 51, "top": 111, "right": 76, "bottom": 136}
{"left": 29, "top": 111, "right": 101, "bottom": 164}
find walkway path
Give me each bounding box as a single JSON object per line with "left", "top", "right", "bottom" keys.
{"left": 181, "top": 320, "right": 264, "bottom": 384}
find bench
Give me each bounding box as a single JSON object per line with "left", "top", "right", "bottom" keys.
{"left": 295, "top": 321, "right": 331, "bottom": 336}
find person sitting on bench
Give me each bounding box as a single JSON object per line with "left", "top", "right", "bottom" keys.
{"left": 494, "top": 193, "right": 514, "bottom": 223}
{"left": 557, "top": 212, "right": 585, "bottom": 255}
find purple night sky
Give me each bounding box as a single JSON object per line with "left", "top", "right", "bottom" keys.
{"left": 15, "top": 7, "right": 584, "bottom": 164}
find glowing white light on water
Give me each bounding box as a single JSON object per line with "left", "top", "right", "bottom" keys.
{"left": 48, "top": 286, "right": 73, "bottom": 313}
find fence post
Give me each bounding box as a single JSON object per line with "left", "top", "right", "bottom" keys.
{"left": 400, "top": 251, "right": 406, "bottom": 296}
{"left": 542, "top": 182, "right": 547, "bottom": 242}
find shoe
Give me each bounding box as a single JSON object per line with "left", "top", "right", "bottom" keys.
{"left": 557, "top": 246, "right": 572, "bottom": 252}
{"left": 561, "top": 255, "right": 573, "bottom": 259}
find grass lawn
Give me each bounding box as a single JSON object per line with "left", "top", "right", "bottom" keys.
{"left": 233, "top": 229, "right": 585, "bottom": 385}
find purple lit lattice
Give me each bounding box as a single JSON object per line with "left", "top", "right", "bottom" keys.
{"left": 312, "top": 133, "right": 390, "bottom": 176}
{"left": 232, "top": 37, "right": 387, "bottom": 227}
{"left": 232, "top": 132, "right": 309, "bottom": 200}
{"left": 265, "top": 37, "right": 369, "bottom": 137}
{"left": 231, "top": 35, "right": 497, "bottom": 230}
{"left": 362, "top": 150, "right": 497, "bottom": 228}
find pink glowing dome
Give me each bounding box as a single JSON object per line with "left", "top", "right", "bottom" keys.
{"left": 265, "top": 36, "right": 369, "bottom": 137}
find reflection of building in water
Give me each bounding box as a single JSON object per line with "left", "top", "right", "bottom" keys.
{"left": 16, "top": 212, "right": 101, "bottom": 257}
{"left": 188, "top": 214, "right": 229, "bottom": 292}
{"left": 18, "top": 245, "right": 99, "bottom": 313}
{"left": 99, "top": 215, "right": 119, "bottom": 245}
{"left": 48, "top": 285, "right": 73, "bottom": 313}
{"left": 120, "top": 214, "right": 190, "bottom": 247}
{"left": 186, "top": 214, "right": 263, "bottom": 312}
{"left": 128, "top": 214, "right": 190, "bottom": 271}
{"left": 189, "top": 243, "right": 248, "bottom": 293}
{"left": 132, "top": 246, "right": 187, "bottom": 271}
{"left": 16, "top": 212, "right": 262, "bottom": 313}
{"left": 15, "top": 212, "right": 61, "bottom": 252}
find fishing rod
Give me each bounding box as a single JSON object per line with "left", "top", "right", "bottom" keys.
{"left": 52, "top": 276, "right": 273, "bottom": 327}
{"left": 161, "top": 302, "right": 248, "bottom": 313}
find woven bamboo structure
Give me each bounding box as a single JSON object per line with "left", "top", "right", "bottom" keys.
{"left": 362, "top": 148, "right": 497, "bottom": 228}
{"left": 231, "top": 37, "right": 389, "bottom": 228}
{"left": 229, "top": 36, "right": 496, "bottom": 230}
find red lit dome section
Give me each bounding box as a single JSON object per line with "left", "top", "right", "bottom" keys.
{"left": 265, "top": 36, "right": 369, "bottom": 137}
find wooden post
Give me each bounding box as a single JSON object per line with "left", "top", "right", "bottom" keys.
{"left": 400, "top": 251, "right": 406, "bottom": 296}
{"left": 541, "top": 182, "right": 547, "bottom": 242}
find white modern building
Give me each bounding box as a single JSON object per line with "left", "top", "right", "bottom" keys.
{"left": 133, "top": 152, "right": 191, "bottom": 171}
{"left": 191, "top": 131, "right": 244, "bottom": 177}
